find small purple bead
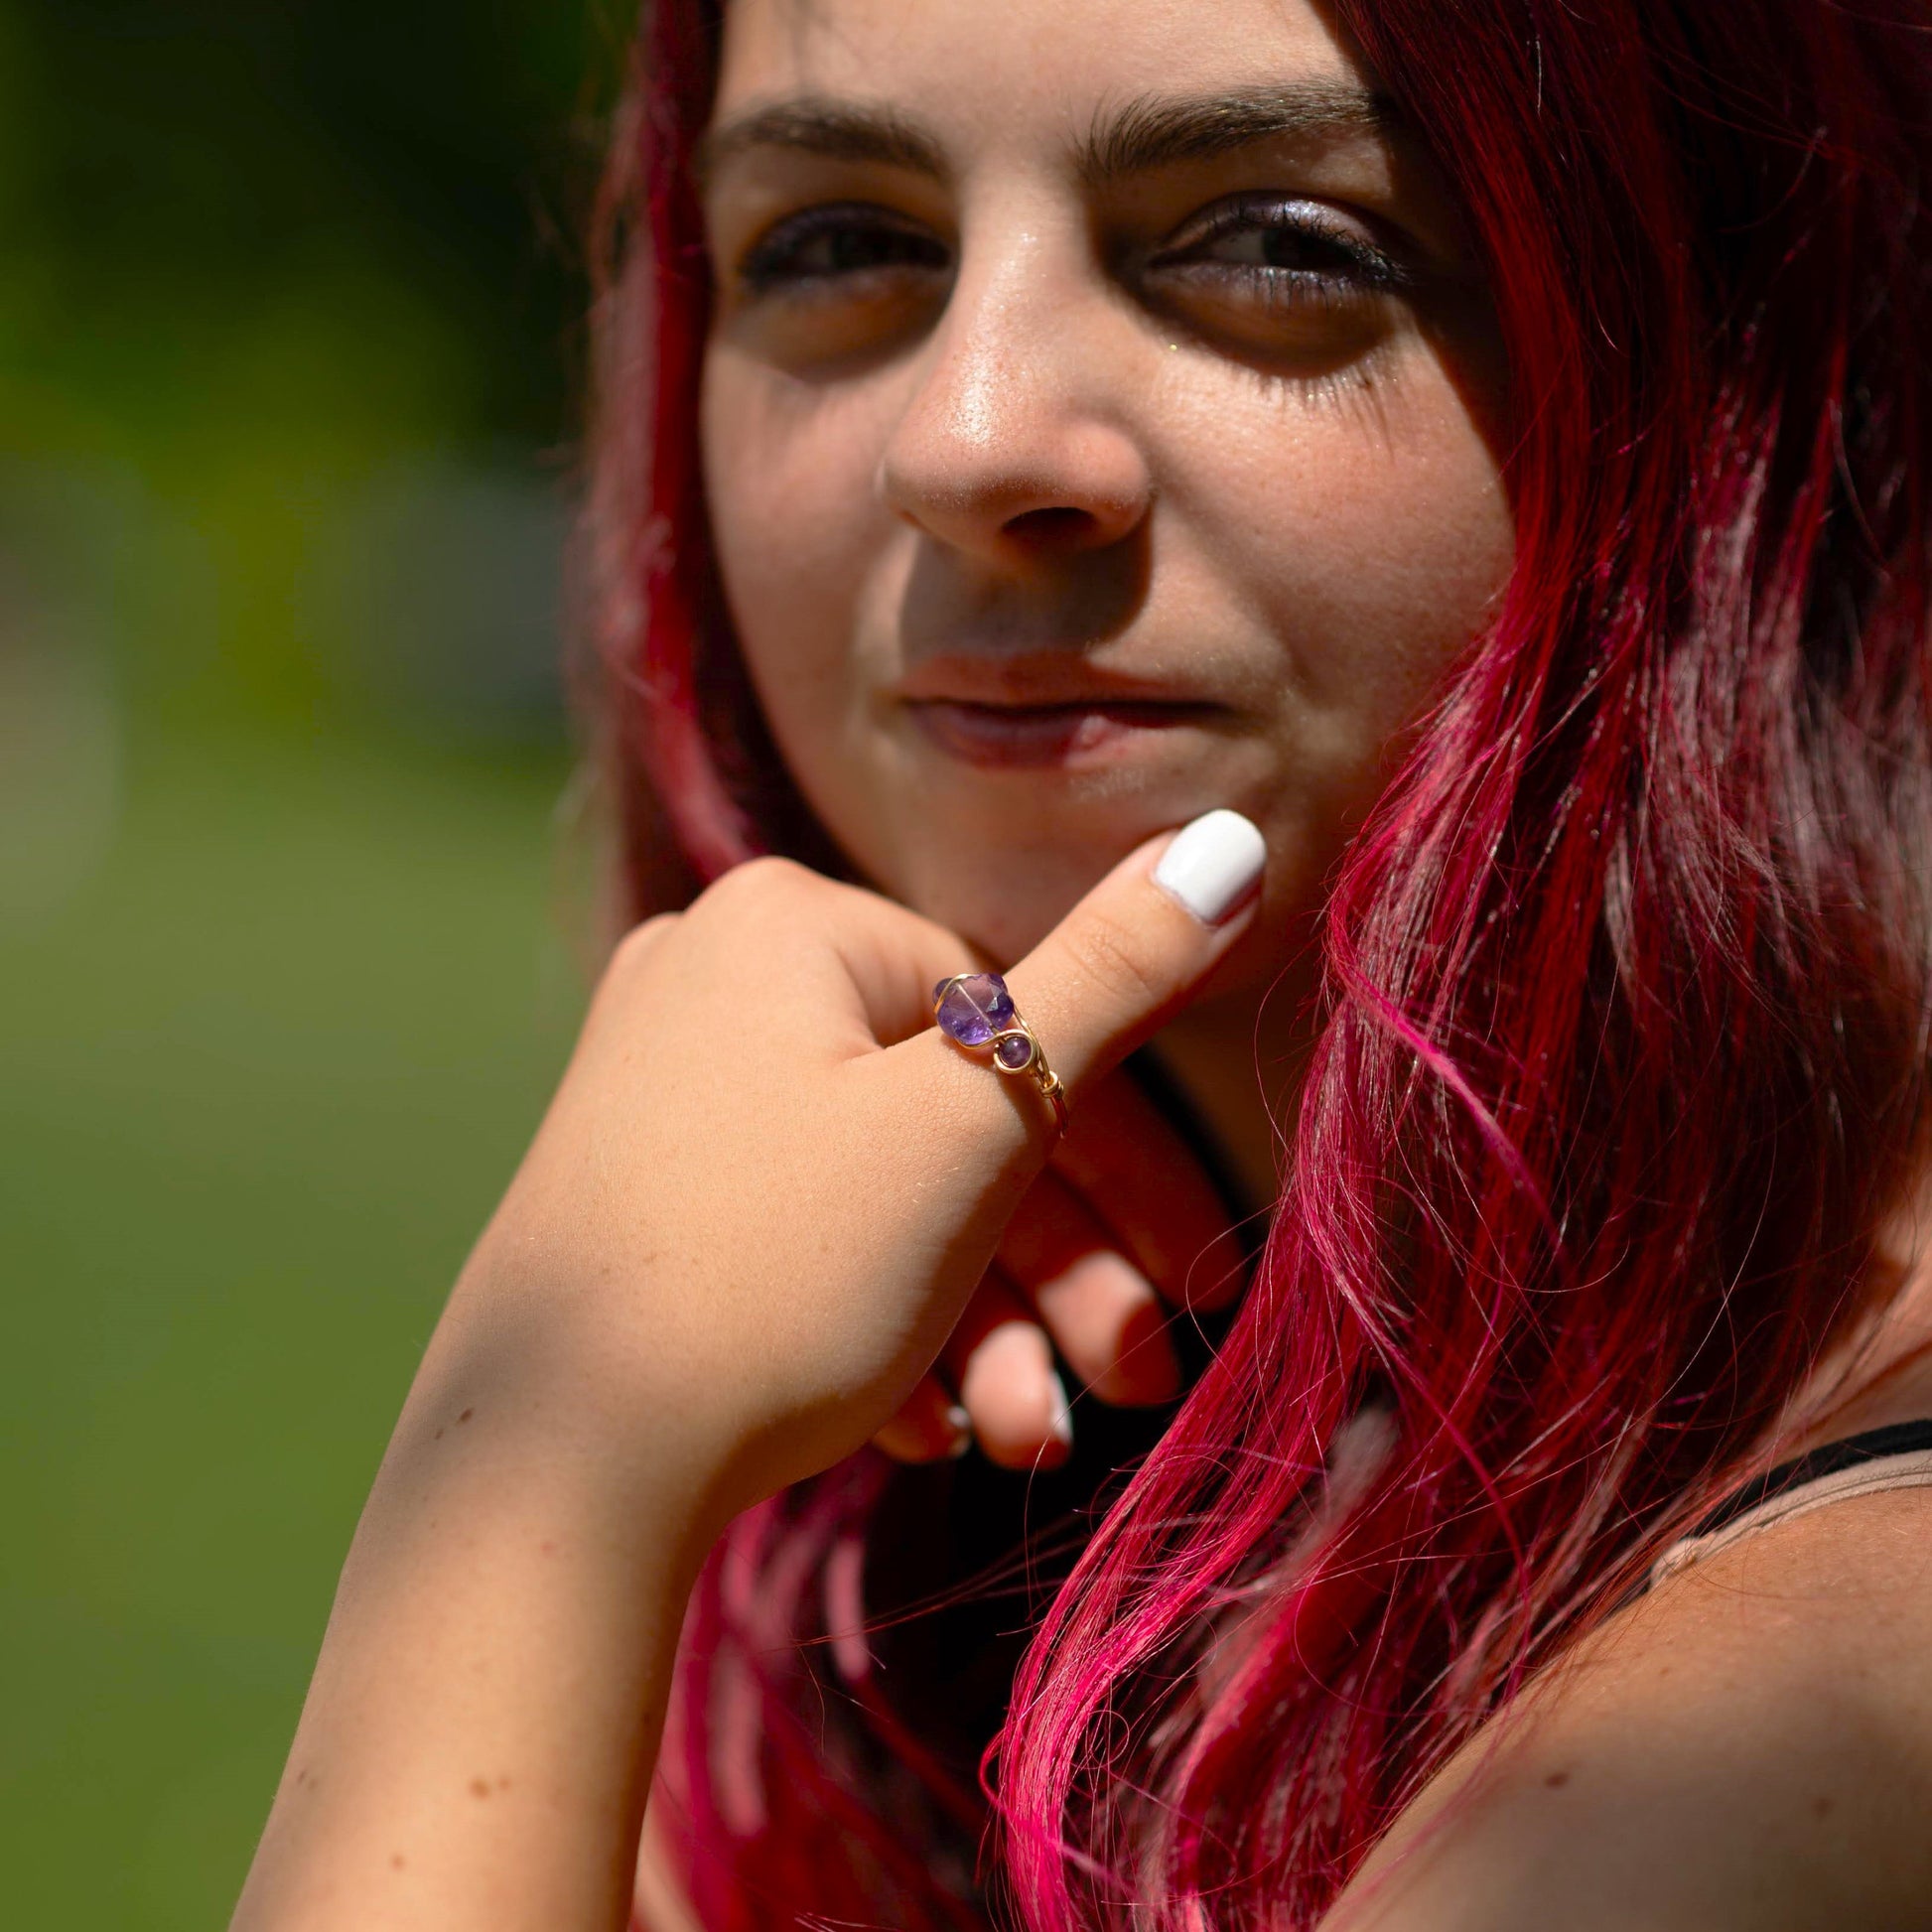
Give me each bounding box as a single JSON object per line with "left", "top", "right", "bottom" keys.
{"left": 934, "top": 972, "right": 1015, "bottom": 1047}
{"left": 994, "top": 1033, "right": 1035, "bottom": 1071}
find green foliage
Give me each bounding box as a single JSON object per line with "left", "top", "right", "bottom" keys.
{"left": 0, "top": 2, "right": 621, "bottom": 1919}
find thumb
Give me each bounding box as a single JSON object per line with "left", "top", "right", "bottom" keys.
{"left": 999, "top": 808, "right": 1267, "bottom": 1100}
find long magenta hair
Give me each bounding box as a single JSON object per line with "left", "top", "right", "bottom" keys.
{"left": 583, "top": 2, "right": 1932, "bottom": 1925}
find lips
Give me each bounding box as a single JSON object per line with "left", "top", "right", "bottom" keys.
{"left": 902, "top": 696, "right": 1225, "bottom": 769}
{"left": 891, "top": 652, "right": 1234, "bottom": 769}
{"left": 892, "top": 654, "right": 1218, "bottom": 711}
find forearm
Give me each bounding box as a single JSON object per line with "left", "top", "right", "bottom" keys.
{"left": 228, "top": 823, "right": 1256, "bottom": 1927}
{"left": 231, "top": 1288, "right": 729, "bottom": 1932}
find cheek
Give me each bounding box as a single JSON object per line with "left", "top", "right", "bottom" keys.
{"left": 697, "top": 331, "right": 1516, "bottom": 967}
{"left": 700, "top": 350, "right": 896, "bottom": 759}
{"left": 1175, "top": 357, "right": 1515, "bottom": 747}
{"left": 1307, "top": 425, "right": 1512, "bottom": 721}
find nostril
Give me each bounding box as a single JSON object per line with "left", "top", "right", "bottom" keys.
{"left": 1004, "top": 504, "right": 1101, "bottom": 546}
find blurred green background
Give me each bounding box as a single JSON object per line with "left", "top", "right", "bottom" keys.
{"left": 0, "top": 4, "right": 627, "bottom": 1920}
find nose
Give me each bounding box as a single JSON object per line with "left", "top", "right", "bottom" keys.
{"left": 878, "top": 232, "right": 1153, "bottom": 562}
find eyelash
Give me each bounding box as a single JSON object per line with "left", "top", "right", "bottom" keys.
{"left": 733, "top": 195, "right": 1408, "bottom": 311}
{"left": 738, "top": 203, "right": 949, "bottom": 292}
{"left": 1148, "top": 195, "right": 1410, "bottom": 305}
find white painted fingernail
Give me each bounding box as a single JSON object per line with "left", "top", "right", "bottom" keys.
{"left": 1046, "top": 1371, "right": 1073, "bottom": 1449}
{"left": 1153, "top": 809, "right": 1267, "bottom": 925}
{"left": 945, "top": 1404, "right": 973, "bottom": 1458}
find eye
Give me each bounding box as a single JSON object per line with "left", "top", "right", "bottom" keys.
{"left": 1145, "top": 194, "right": 1412, "bottom": 329}
{"left": 737, "top": 202, "right": 951, "bottom": 296}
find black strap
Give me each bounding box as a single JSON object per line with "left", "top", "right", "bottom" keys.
{"left": 1689, "top": 1418, "right": 1932, "bottom": 1538}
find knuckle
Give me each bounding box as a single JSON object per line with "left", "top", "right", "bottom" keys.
{"left": 706, "top": 853, "right": 816, "bottom": 913}
{"left": 738, "top": 852, "right": 812, "bottom": 891}
{"left": 608, "top": 912, "right": 678, "bottom": 978}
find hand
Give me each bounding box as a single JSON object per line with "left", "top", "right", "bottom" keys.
{"left": 442, "top": 810, "right": 1265, "bottom": 1534}
{"left": 230, "top": 809, "right": 1266, "bottom": 1932}
{"left": 873, "top": 1071, "right": 1251, "bottom": 1469}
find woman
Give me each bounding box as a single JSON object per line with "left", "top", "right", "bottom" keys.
{"left": 231, "top": 0, "right": 1932, "bottom": 1926}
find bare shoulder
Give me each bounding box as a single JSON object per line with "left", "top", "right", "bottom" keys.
{"left": 1322, "top": 1486, "right": 1932, "bottom": 1931}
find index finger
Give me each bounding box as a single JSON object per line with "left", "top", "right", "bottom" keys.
{"left": 1051, "top": 1065, "right": 1256, "bottom": 1311}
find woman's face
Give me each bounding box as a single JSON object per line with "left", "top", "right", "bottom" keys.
{"left": 699, "top": 0, "right": 1512, "bottom": 984}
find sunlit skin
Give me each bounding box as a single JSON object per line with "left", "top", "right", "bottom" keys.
{"left": 703, "top": 0, "right": 1510, "bottom": 992}
{"left": 228, "top": 4, "right": 1932, "bottom": 1930}
{"left": 701, "top": 0, "right": 1513, "bottom": 1465}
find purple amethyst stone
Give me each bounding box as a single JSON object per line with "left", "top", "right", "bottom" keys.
{"left": 994, "top": 1033, "right": 1035, "bottom": 1071}
{"left": 934, "top": 972, "right": 1015, "bottom": 1047}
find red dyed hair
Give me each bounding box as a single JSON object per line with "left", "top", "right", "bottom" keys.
{"left": 584, "top": 2, "right": 1932, "bottom": 1925}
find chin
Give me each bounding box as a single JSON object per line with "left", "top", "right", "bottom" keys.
{"left": 895, "top": 855, "right": 1103, "bottom": 965}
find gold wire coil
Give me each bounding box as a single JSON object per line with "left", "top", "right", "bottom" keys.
{"left": 987, "top": 1022, "right": 1069, "bottom": 1136}
{"left": 931, "top": 977, "right": 1069, "bottom": 1137}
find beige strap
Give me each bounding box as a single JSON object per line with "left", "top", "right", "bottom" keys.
{"left": 1649, "top": 1448, "right": 1932, "bottom": 1588}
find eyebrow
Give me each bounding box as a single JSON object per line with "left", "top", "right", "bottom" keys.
{"left": 695, "top": 99, "right": 946, "bottom": 191}
{"left": 1077, "top": 81, "right": 1401, "bottom": 184}
{"left": 696, "top": 80, "right": 1400, "bottom": 194}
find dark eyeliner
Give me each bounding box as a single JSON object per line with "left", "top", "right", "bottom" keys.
{"left": 737, "top": 202, "right": 950, "bottom": 293}
{"left": 1152, "top": 195, "right": 1413, "bottom": 294}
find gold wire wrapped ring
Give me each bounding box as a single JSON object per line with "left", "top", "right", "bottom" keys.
{"left": 931, "top": 972, "right": 1068, "bottom": 1136}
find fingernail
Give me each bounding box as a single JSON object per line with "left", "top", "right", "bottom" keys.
{"left": 1046, "top": 1371, "right": 1073, "bottom": 1449}
{"left": 945, "top": 1404, "right": 973, "bottom": 1458}
{"left": 1153, "top": 809, "right": 1267, "bottom": 925}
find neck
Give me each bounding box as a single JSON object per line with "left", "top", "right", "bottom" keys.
{"left": 1145, "top": 963, "right": 1319, "bottom": 1218}
{"left": 1781, "top": 1158, "right": 1932, "bottom": 1450}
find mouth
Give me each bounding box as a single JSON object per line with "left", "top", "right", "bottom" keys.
{"left": 902, "top": 697, "right": 1226, "bottom": 769}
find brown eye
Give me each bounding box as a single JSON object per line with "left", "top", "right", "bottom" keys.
{"left": 1134, "top": 193, "right": 1418, "bottom": 367}
{"left": 739, "top": 203, "right": 951, "bottom": 295}
{"left": 1203, "top": 220, "right": 1379, "bottom": 277}
{"left": 1147, "top": 195, "right": 1411, "bottom": 315}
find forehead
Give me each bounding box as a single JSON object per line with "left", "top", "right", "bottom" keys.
{"left": 713, "top": 0, "right": 1374, "bottom": 133}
